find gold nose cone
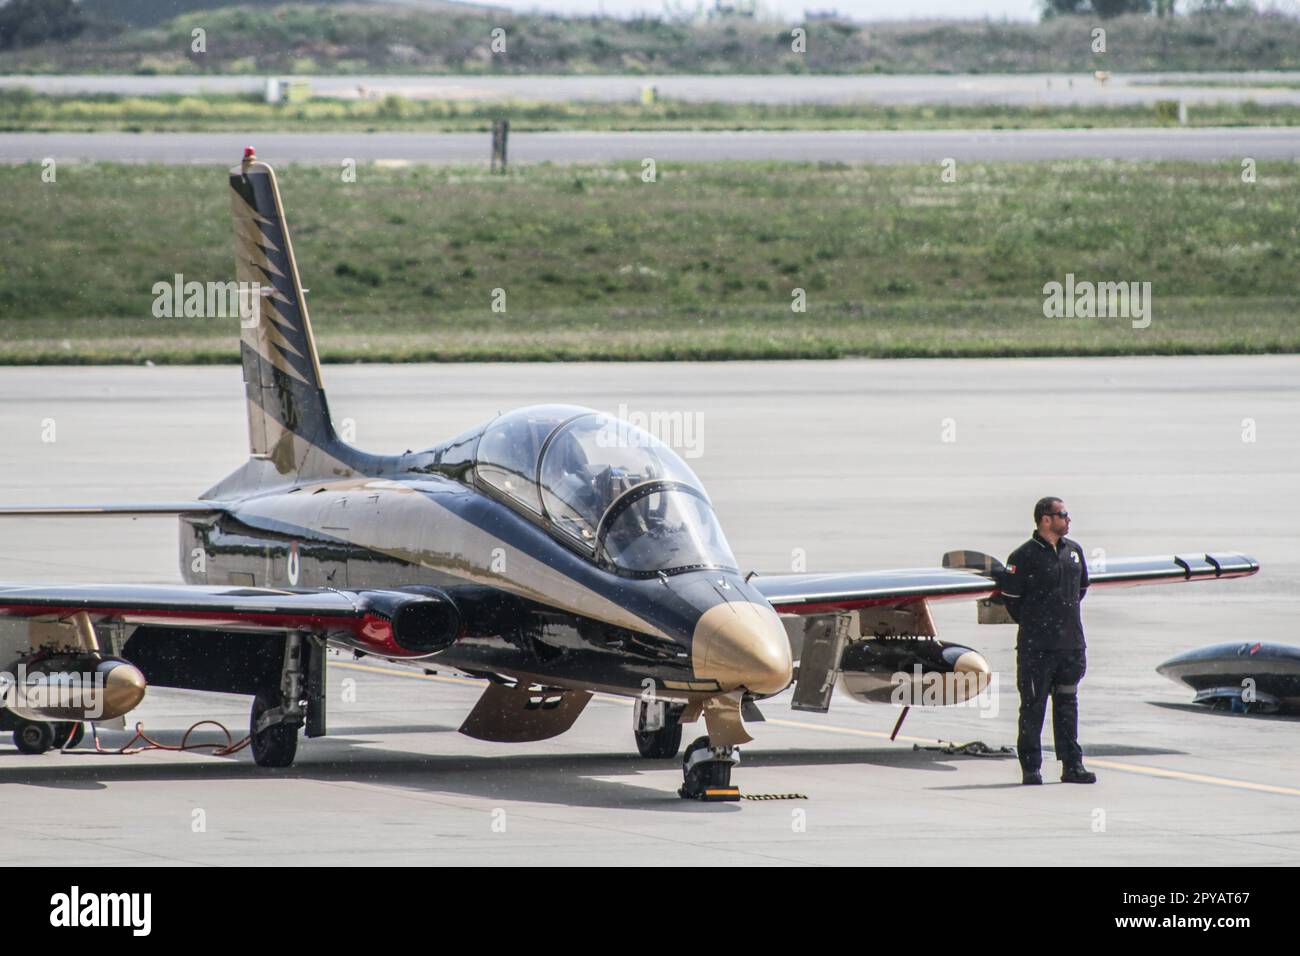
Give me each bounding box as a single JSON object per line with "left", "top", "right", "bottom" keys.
{"left": 691, "top": 601, "right": 793, "bottom": 695}
{"left": 954, "top": 650, "right": 989, "bottom": 674}
{"left": 100, "top": 662, "right": 147, "bottom": 720}
{"left": 952, "top": 650, "right": 991, "bottom": 701}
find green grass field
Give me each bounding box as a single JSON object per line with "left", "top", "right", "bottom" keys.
{"left": 1, "top": 160, "right": 1296, "bottom": 363}
{"left": 4, "top": 91, "right": 1300, "bottom": 133}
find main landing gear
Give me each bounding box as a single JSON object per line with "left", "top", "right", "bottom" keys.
{"left": 249, "top": 632, "right": 318, "bottom": 768}
{"left": 678, "top": 735, "right": 741, "bottom": 802}
{"left": 11, "top": 719, "right": 84, "bottom": 754}
{"left": 250, "top": 690, "right": 300, "bottom": 768}
{"left": 633, "top": 698, "right": 684, "bottom": 758}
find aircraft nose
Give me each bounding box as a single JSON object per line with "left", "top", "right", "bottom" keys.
{"left": 691, "top": 601, "right": 793, "bottom": 696}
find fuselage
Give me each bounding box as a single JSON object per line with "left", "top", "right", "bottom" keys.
{"left": 179, "top": 409, "right": 793, "bottom": 702}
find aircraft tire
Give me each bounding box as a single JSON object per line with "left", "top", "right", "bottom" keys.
{"left": 250, "top": 691, "right": 298, "bottom": 768}
{"left": 14, "top": 720, "right": 55, "bottom": 755}
{"left": 635, "top": 721, "right": 683, "bottom": 759}
{"left": 679, "top": 735, "right": 734, "bottom": 798}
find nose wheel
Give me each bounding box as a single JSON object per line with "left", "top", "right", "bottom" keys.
{"left": 633, "top": 698, "right": 684, "bottom": 758}
{"left": 678, "top": 735, "right": 741, "bottom": 801}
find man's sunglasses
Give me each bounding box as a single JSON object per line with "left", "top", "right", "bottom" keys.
{"left": 1047, "top": 511, "right": 1070, "bottom": 519}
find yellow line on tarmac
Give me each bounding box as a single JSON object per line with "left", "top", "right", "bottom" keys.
{"left": 1083, "top": 759, "right": 1300, "bottom": 798}
{"left": 335, "top": 660, "right": 1300, "bottom": 797}
{"left": 764, "top": 719, "right": 1300, "bottom": 797}
{"left": 763, "top": 716, "right": 936, "bottom": 746}
{"left": 335, "top": 659, "right": 484, "bottom": 688}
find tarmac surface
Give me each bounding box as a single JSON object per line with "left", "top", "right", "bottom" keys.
{"left": 0, "top": 357, "right": 1295, "bottom": 866}
{"left": 4, "top": 126, "right": 1299, "bottom": 164}
{"left": 6, "top": 71, "right": 1300, "bottom": 106}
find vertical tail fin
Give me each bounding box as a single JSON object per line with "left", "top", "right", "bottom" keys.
{"left": 228, "top": 149, "right": 354, "bottom": 481}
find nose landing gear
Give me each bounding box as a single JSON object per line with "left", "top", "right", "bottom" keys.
{"left": 678, "top": 735, "right": 741, "bottom": 801}
{"left": 633, "top": 698, "right": 684, "bottom": 758}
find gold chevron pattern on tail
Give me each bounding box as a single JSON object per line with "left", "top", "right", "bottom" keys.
{"left": 228, "top": 151, "right": 352, "bottom": 480}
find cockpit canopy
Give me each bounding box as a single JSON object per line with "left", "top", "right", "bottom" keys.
{"left": 474, "top": 405, "right": 737, "bottom": 576}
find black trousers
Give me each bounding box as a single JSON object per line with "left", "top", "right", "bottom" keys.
{"left": 1016, "top": 647, "right": 1086, "bottom": 772}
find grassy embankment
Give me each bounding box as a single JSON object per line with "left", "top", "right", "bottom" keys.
{"left": 1, "top": 160, "right": 1296, "bottom": 363}
{"left": 4, "top": 90, "right": 1300, "bottom": 132}
{"left": 4, "top": 5, "right": 1300, "bottom": 75}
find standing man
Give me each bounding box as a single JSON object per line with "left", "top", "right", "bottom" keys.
{"left": 1000, "top": 497, "right": 1098, "bottom": 785}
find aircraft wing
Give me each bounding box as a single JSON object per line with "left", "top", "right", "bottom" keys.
{"left": 0, "top": 503, "right": 226, "bottom": 516}
{"left": 1084, "top": 552, "right": 1259, "bottom": 589}
{"left": 0, "top": 582, "right": 458, "bottom": 658}
{"left": 751, "top": 568, "right": 996, "bottom": 615}
{"left": 753, "top": 550, "right": 1259, "bottom": 712}
{"left": 751, "top": 550, "right": 1259, "bottom": 616}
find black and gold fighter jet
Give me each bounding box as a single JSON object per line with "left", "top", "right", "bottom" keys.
{"left": 0, "top": 152, "right": 1260, "bottom": 800}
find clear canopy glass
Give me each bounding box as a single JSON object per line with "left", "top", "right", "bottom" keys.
{"left": 474, "top": 407, "right": 736, "bottom": 575}
{"left": 475, "top": 404, "right": 585, "bottom": 514}
{"left": 539, "top": 414, "right": 701, "bottom": 539}
{"left": 600, "top": 484, "right": 736, "bottom": 574}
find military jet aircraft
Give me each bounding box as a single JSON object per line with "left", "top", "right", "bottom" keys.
{"left": 0, "top": 151, "right": 1261, "bottom": 800}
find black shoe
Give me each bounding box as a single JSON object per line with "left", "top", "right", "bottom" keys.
{"left": 1061, "top": 765, "right": 1097, "bottom": 784}
{"left": 1022, "top": 769, "right": 1043, "bottom": 785}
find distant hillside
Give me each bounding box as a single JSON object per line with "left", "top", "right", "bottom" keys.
{"left": 79, "top": 0, "right": 306, "bottom": 27}
{"left": 3, "top": 3, "right": 1299, "bottom": 74}
{"left": 77, "top": 0, "right": 506, "bottom": 28}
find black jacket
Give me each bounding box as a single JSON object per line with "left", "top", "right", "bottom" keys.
{"left": 1000, "top": 531, "right": 1089, "bottom": 651}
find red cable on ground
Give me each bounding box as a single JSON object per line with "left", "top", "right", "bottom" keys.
{"left": 57, "top": 722, "right": 79, "bottom": 751}
{"left": 90, "top": 720, "right": 252, "bottom": 756}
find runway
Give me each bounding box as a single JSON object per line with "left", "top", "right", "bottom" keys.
{"left": 6, "top": 71, "right": 1300, "bottom": 106}
{"left": 0, "top": 357, "right": 1295, "bottom": 865}
{"left": 4, "top": 127, "right": 1299, "bottom": 164}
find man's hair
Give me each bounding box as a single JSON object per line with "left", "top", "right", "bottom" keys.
{"left": 1034, "top": 497, "right": 1063, "bottom": 524}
